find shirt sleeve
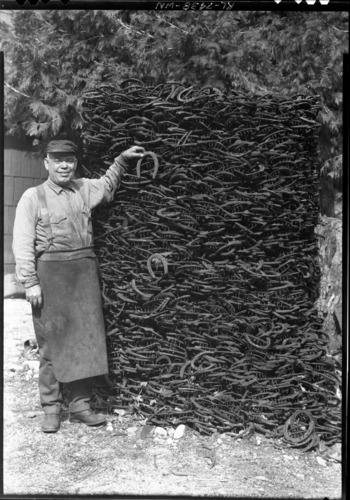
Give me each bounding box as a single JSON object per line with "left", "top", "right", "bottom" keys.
{"left": 87, "top": 153, "right": 131, "bottom": 209}
{"left": 12, "top": 193, "right": 40, "bottom": 289}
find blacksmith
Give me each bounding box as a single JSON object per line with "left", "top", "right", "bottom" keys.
{"left": 12, "top": 139, "right": 145, "bottom": 433}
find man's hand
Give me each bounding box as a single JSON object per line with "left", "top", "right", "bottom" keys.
{"left": 121, "top": 146, "right": 145, "bottom": 161}
{"left": 25, "top": 284, "right": 43, "bottom": 308}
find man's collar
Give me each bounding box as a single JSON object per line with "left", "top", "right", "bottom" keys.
{"left": 46, "top": 177, "right": 75, "bottom": 194}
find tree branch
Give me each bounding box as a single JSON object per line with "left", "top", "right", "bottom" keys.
{"left": 4, "top": 81, "right": 31, "bottom": 99}
{"left": 155, "top": 15, "right": 189, "bottom": 35}
{"left": 117, "top": 19, "right": 154, "bottom": 39}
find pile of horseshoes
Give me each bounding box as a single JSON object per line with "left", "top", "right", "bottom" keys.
{"left": 81, "top": 80, "right": 341, "bottom": 450}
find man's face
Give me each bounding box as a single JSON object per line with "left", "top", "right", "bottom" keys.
{"left": 44, "top": 152, "right": 77, "bottom": 186}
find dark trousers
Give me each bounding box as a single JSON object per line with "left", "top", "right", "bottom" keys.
{"left": 32, "top": 306, "right": 93, "bottom": 414}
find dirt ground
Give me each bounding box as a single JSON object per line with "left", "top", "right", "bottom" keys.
{"left": 3, "top": 298, "right": 343, "bottom": 498}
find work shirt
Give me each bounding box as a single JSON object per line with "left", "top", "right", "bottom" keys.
{"left": 12, "top": 154, "right": 129, "bottom": 289}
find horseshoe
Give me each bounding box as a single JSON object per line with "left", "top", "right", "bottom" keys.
{"left": 136, "top": 151, "right": 159, "bottom": 179}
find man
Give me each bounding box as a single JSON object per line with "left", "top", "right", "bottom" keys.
{"left": 12, "top": 139, "right": 145, "bottom": 433}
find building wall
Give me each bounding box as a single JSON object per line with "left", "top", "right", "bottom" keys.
{"left": 4, "top": 149, "right": 47, "bottom": 275}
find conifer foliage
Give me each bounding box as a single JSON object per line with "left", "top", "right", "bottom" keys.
{"left": 1, "top": 10, "right": 347, "bottom": 161}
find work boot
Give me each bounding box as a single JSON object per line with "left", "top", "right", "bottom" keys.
{"left": 69, "top": 409, "right": 106, "bottom": 427}
{"left": 42, "top": 413, "right": 61, "bottom": 433}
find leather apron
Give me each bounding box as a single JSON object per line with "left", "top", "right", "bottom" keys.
{"left": 32, "top": 184, "right": 108, "bottom": 383}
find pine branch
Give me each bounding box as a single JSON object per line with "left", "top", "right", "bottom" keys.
{"left": 4, "top": 81, "right": 31, "bottom": 98}
{"left": 155, "top": 15, "right": 189, "bottom": 35}
{"left": 117, "top": 19, "right": 154, "bottom": 39}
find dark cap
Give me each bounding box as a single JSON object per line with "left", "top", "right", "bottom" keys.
{"left": 46, "top": 140, "right": 78, "bottom": 155}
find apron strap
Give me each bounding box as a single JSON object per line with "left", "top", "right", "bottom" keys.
{"left": 36, "top": 184, "right": 54, "bottom": 249}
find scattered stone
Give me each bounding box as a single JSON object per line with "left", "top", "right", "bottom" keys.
{"left": 255, "top": 436, "right": 263, "bottom": 445}
{"left": 106, "top": 423, "right": 113, "bottom": 432}
{"left": 327, "top": 450, "right": 341, "bottom": 462}
{"left": 126, "top": 426, "right": 138, "bottom": 435}
{"left": 318, "top": 440, "right": 327, "bottom": 454}
{"left": 24, "top": 339, "right": 38, "bottom": 350}
{"left": 113, "top": 409, "right": 126, "bottom": 417}
{"left": 173, "top": 424, "right": 186, "bottom": 440}
{"left": 284, "top": 455, "right": 294, "bottom": 461}
{"left": 316, "top": 456, "right": 327, "bottom": 467}
{"left": 166, "top": 438, "right": 173, "bottom": 445}
{"left": 329, "top": 442, "right": 341, "bottom": 455}
{"left": 154, "top": 427, "right": 168, "bottom": 437}
{"left": 294, "top": 473, "right": 305, "bottom": 480}
{"left": 27, "top": 412, "right": 37, "bottom": 418}
{"left": 255, "top": 476, "right": 270, "bottom": 482}
{"left": 217, "top": 438, "right": 223, "bottom": 444}
{"left": 23, "top": 360, "right": 39, "bottom": 374}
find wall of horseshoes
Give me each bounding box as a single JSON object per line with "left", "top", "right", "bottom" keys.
{"left": 81, "top": 81, "right": 341, "bottom": 450}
